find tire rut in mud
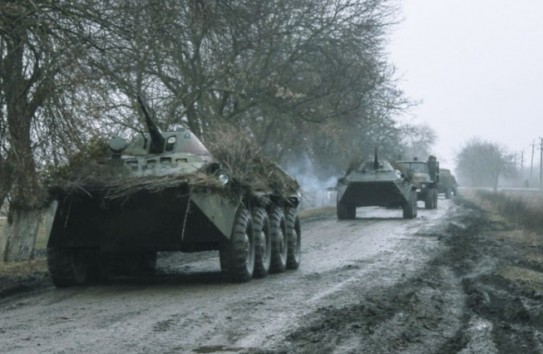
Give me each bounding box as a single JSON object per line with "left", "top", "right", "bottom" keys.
{"left": 253, "top": 199, "right": 543, "bottom": 353}
{"left": 443, "top": 200, "right": 543, "bottom": 354}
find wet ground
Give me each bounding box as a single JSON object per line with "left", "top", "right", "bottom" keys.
{"left": 1, "top": 197, "right": 542, "bottom": 353}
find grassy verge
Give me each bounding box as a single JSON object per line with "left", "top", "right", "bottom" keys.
{"left": 473, "top": 190, "right": 543, "bottom": 232}
{"left": 299, "top": 206, "right": 335, "bottom": 221}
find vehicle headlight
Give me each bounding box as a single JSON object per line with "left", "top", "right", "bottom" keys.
{"left": 218, "top": 172, "right": 230, "bottom": 185}
{"left": 420, "top": 183, "right": 427, "bottom": 189}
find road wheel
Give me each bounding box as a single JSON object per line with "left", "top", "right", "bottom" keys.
{"left": 47, "top": 248, "right": 89, "bottom": 287}
{"left": 252, "top": 207, "right": 271, "bottom": 278}
{"left": 337, "top": 202, "right": 356, "bottom": 220}
{"left": 402, "top": 191, "right": 417, "bottom": 219}
{"left": 286, "top": 208, "right": 302, "bottom": 270}
{"left": 269, "top": 206, "right": 288, "bottom": 273}
{"left": 219, "top": 207, "right": 255, "bottom": 282}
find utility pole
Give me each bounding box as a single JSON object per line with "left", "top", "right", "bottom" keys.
{"left": 520, "top": 150, "right": 524, "bottom": 177}
{"left": 530, "top": 141, "right": 535, "bottom": 185}
{"left": 540, "top": 138, "right": 543, "bottom": 190}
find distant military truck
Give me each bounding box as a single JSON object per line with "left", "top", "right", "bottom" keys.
{"left": 437, "top": 168, "right": 457, "bottom": 199}
{"left": 395, "top": 156, "right": 439, "bottom": 209}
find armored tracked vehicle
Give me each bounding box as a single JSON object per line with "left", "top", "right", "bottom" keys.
{"left": 395, "top": 156, "right": 440, "bottom": 209}
{"left": 46, "top": 101, "right": 301, "bottom": 287}
{"left": 336, "top": 152, "right": 417, "bottom": 220}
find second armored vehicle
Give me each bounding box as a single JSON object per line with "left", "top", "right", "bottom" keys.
{"left": 336, "top": 153, "right": 417, "bottom": 220}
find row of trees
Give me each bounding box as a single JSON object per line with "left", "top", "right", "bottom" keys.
{"left": 456, "top": 137, "right": 543, "bottom": 191}
{"left": 455, "top": 138, "right": 517, "bottom": 191}
{"left": 1, "top": 0, "right": 432, "bottom": 260}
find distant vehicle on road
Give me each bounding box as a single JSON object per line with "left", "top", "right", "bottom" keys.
{"left": 437, "top": 168, "right": 458, "bottom": 198}
{"left": 395, "top": 156, "right": 440, "bottom": 209}
{"left": 336, "top": 151, "right": 417, "bottom": 220}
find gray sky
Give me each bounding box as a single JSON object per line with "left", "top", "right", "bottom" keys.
{"left": 389, "top": 1, "right": 543, "bottom": 168}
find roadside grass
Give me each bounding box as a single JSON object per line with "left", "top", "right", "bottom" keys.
{"left": 475, "top": 190, "right": 543, "bottom": 232}
{"left": 498, "top": 266, "right": 543, "bottom": 292}
{"left": 466, "top": 190, "right": 543, "bottom": 292}
{"left": 0, "top": 258, "right": 48, "bottom": 277}
{"left": 299, "top": 206, "right": 335, "bottom": 220}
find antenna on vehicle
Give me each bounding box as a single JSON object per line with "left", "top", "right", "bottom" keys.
{"left": 373, "top": 147, "right": 379, "bottom": 170}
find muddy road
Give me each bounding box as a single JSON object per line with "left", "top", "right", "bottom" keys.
{"left": 1, "top": 198, "right": 543, "bottom": 353}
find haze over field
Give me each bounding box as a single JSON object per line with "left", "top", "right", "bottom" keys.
{"left": 390, "top": 1, "right": 543, "bottom": 167}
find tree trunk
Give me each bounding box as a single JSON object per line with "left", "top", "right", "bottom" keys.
{"left": 1, "top": 24, "right": 48, "bottom": 262}
{"left": 492, "top": 169, "right": 501, "bottom": 192}
{"left": 0, "top": 154, "right": 13, "bottom": 211}
{"left": 1, "top": 208, "right": 41, "bottom": 262}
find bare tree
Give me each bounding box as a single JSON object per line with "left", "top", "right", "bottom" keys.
{"left": 0, "top": 0, "right": 414, "bottom": 260}
{"left": 399, "top": 123, "right": 437, "bottom": 161}
{"left": 0, "top": 0, "right": 111, "bottom": 261}
{"left": 83, "top": 0, "right": 410, "bottom": 168}
{"left": 456, "top": 138, "right": 515, "bottom": 191}
{"left": 117, "top": 1, "right": 409, "bottom": 167}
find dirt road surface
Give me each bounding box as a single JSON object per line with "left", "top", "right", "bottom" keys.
{"left": 1, "top": 198, "right": 542, "bottom": 353}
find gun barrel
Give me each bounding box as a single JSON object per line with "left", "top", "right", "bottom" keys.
{"left": 137, "top": 96, "right": 165, "bottom": 154}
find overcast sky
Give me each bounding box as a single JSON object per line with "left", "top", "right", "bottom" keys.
{"left": 389, "top": 1, "right": 543, "bottom": 168}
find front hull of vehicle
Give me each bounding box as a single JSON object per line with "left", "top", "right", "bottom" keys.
{"left": 48, "top": 186, "right": 239, "bottom": 253}
{"left": 337, "top": 180, "right": 412, "bottom": 208}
